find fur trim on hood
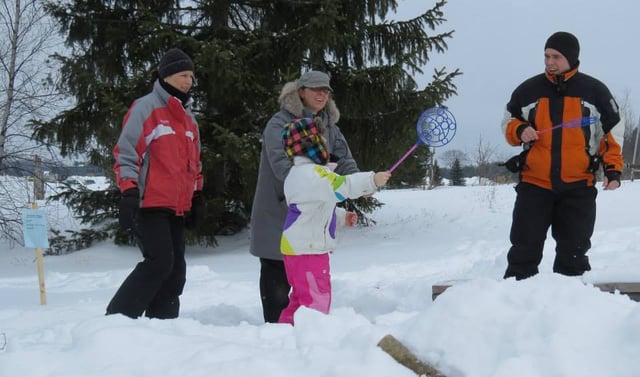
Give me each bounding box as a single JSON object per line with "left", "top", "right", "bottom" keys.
{"left": 278, "top": 80, "right": 340, "bottom": 124}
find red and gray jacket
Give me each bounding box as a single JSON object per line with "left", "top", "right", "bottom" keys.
{"left": 113, "top": 80, "right": 203, "bottom": 216}
{"left": 502, "top": 67, "right": 624, "bottom": 191}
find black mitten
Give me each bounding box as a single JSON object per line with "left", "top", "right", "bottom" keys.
{"left": 185, "top": 191, "right": 205, "bottom": 230}
{"left": 118, "top": 188, "right": 139, "bottom": 232}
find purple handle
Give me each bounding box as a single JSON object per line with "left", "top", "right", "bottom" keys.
{"left": 388, "top": 141, "right": 422, "bottom": 173}
{"left": 537, "top": 122, "right": 567, "bottom": 135}
{"left": 536, "top": 116, "right": 597, "bottom": 135}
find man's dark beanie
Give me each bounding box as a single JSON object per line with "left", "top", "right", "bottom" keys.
{"left": 158, "top": 48, "right": 194, "bottom": 79}
{"left": 545, "top": 31, "right": 580, "bottom": 68}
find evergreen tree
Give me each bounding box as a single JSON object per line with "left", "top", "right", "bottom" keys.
{"left": 450, "top": 157, "right": 465, "bottom": 186}
{"left": 37, "top": 0, "right": 460, "bottom": 247}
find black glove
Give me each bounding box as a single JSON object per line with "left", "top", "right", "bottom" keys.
{"left": 118, "top": 188, "right": 139, "bottom": 232}
{"left": 605, "top": 170, "right": 621, "bottom": 185}
{"left": 185, "top": 191, "right": 205, "bottom": 230}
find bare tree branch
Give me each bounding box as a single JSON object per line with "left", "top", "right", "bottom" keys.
{"left": 472, "top": 135, "right": 497, "bottom": 185}
{"left": 0, "top": 0, "right": 67, "bottom": 243}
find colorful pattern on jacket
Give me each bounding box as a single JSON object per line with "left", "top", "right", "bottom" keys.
{"left": 113, "top": 80, "right": 203, "bottom": 215}
{"left": 280, "top": 157, "right": 376, "bottom": 256}
{"left": 502, "top": 67, "right": 623, "bottom": 191}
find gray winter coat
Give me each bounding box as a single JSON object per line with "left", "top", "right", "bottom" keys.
{"left": 249, "top": 81, "right": 359, "bottom": 260}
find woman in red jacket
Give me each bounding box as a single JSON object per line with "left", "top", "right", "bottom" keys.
{"left": 107, "top": 48, "right": 204, "bottom": 319}
{"left": 502, "top": 32, "right": 623, "bottom": 280}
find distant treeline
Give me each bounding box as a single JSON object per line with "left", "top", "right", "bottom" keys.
{"left": 0, "top": 157, "right": 104, "bottom": 180}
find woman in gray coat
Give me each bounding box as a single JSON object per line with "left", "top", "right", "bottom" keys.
{"left": 249, "top": 71, "right": 359, "bottom": 322}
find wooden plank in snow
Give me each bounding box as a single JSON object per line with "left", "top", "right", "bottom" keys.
{"left": 432, "top": 281, "right": 640, "bottom": 301}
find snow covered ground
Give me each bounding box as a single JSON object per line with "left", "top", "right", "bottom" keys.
{"left": 1, "top": 178, "right": 639, "bottom": 376}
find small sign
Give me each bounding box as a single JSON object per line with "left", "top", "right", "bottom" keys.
{"left": 22, "top": 208, "right": 49, "bottom": 248}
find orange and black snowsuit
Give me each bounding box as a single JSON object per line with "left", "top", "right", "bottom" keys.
{"left": 501, "top": 67, "right": 623, "bottom": 280}
{"left": 502, "top": 67, "right": 623, "bottom": 191}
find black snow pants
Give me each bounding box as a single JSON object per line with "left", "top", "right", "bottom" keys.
{"left": 259, "top": 257, "right": 291, "bottom": 323}
{"left": 504, "top": 182, "right": 597, "bottom": 280}
{"left": 106, "top": 210, "right": 186, "bottom": 319}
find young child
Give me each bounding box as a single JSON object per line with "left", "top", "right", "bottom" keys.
{"left": 278, "top": 117, "right": 391, "bottom": 325}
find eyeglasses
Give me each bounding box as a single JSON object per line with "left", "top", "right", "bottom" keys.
{"left": 305, "top": 87, "right": 332, "bottom": 94}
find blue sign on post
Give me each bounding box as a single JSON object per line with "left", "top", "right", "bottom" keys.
{"left": 22, "top": 208, "right": 49, "bottom": 248}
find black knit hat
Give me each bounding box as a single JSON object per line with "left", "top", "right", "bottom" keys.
{"left": 158, "top": 48, "right": 194, "bottom": 79}
{"left": 545, "top": 32, "right": 580, "bottom": 68}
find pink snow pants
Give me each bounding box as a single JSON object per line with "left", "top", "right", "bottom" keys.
{"left": 278, "top": 253, "right": 331, "bottom": 325}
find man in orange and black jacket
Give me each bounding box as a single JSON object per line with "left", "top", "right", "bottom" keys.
{"left": 501, "top": 31, "right": 623, "bottom": 280}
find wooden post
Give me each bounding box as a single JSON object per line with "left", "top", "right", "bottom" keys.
{"left": 631, "top": 118, "right": 640, "bottom": 182}
{"left": 32, "top": 201, "right": 47, "bottom": 305}
{"left": 33, "top": 155, "right": 45, "bottom": 200}
{"left": 377, "top": 334, "right": 446, "bottom": 376}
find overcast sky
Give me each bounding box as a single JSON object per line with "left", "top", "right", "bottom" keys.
{"left": 395, "top": 0, "right": 640, "bottom": 163}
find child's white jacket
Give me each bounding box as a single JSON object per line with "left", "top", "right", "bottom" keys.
{"left": 280, "top": 156, "right": 378, "bottom": 256}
